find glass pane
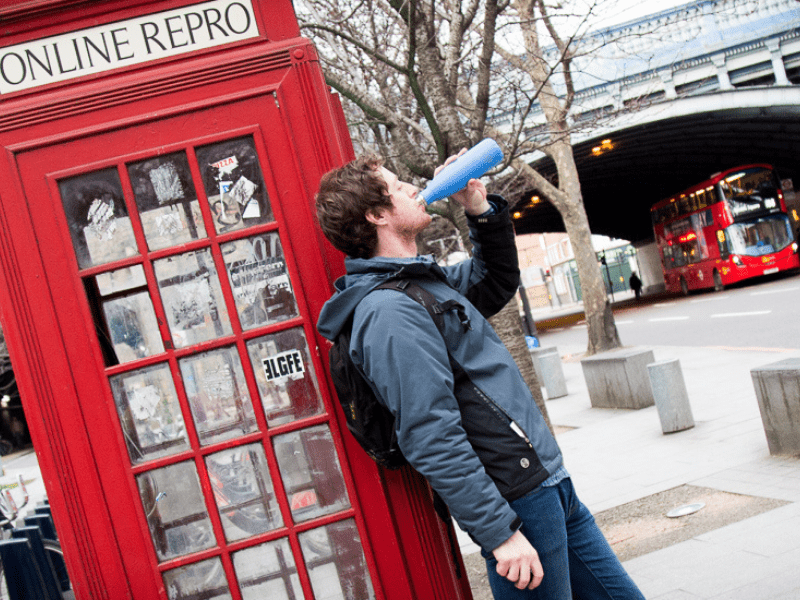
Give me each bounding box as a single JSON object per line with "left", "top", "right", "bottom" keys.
{"left": 195, "top": 136, "right": 273, "bottom": 234}
{"left": 154, "top": 249, "right": 232, "bottom": 348}
{"left": 163, "top": 558, "right": 232, "bottom": 600}
{"left": 246, "top": 329, "right": 323, "bottom": 426}
{"left": 96, "top": 264, "right": 148, "bottom": 295}
{"left": 102, "top": 291, "right": 164, "bottom": 363}
{"left": 59, "top": 167, "right": 138, "bottom": 269}
{"left": 110, "top": 363, "right": 189, "bottom": 464}
{"left": 179, "top": 347, "right": 257, "bottom": 446}
{"left": 221, "top": 233, "right": 298, "bottom": 330}
{"left": 232, "top": 538, "right": 302, "bottom": 600}
{"left": 205, "top": 444, "right": 283, "bottom": 542}
{"left": 206, "top": 444, "right": 283, "bottom": 542}
{"left": 273, "top": 425, "right": 349, "bottom": 523}
{"left": 298, "top": 519, "right": 375, "bottom": 600}
{"left": 137, "top": 462, "right": 215, "bottom": 561}
{"left": 128, "top": 152, "right": 207, "bottom": 251}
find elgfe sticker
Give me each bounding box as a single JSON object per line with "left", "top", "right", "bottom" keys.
{"left": 262, "top": 350, "right": 305, "bottom": 384}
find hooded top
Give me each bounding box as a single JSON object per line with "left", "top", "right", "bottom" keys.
{"left": 317, "top": 196, "right": 562, "bottom": 552}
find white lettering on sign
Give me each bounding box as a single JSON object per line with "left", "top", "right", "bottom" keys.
{"left": 0, "top": 0, "right": 258, "bottom": 94}
{"left": 262, "top": 350, "right": 305, "bottom": 384}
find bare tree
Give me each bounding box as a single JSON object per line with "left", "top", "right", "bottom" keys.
{"left": 298, "top": 0, "right": 633, "bottom": 358}
{"left": 297, "top": 0, "right": 555, "bottom": 428}
{"left": 498, "top": 0, "right": 622, "bottom": 352}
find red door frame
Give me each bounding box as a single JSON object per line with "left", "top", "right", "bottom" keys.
{"left": 0, "top": 1, "right": 472, "bottom": 599}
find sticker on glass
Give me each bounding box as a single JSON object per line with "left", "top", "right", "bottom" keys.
{"left": 155, "top": 212, "right": 183, "bottom": 237}
{"left": 262, "top": 349, "right": 305, "bottom": 384}
{"left": 86, "top": 198, "right": 118, "bottom": 241}
{"left": 231, "top": 176, "right": 260, "bottom": 219}
{"left": 212, "top": 156, "right": 239, "bottom": 177}
{"left": 130, "top": 385, "right": 161, "bottom": 420}
{"left": 149, "top": 162, "right": 184, "bottom": 205}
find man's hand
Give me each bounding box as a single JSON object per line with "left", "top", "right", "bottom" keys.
{"left": 434, "top": 149, "right": 490, "bottom": 215}
{"left": 493, "top": 530, "right": 544, "bottom": 590}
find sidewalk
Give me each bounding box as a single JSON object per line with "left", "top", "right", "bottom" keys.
{"left": 456, "top": 339, "right": 800, "bottom": 599}
{"left": 3, "top": 331, "right": 800, "bottom": 599}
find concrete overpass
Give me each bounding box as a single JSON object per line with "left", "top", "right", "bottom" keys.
{"left": 511, "top": 0, "right": 800, "bottom": 245}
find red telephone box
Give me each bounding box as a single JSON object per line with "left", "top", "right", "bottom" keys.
{"left": 0, "top": 1, "right": 472, "bottom": 598}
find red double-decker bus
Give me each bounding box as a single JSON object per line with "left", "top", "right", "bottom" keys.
{"left": 651, "top": 164, "right": 800, "bottom": 294}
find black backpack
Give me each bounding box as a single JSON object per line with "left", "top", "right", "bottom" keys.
{"left": 328, "top": 278, "right": 468, "bottom": 469}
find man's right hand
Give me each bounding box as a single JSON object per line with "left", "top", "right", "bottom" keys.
{"left": 492, "top": 529, "right": 544, "bottom": 590}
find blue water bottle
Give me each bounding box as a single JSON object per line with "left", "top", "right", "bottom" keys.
{"left": 418, "top": 138, "right": 504, "bottom": 205}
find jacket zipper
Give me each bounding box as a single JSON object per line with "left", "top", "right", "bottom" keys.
{"left": 470, "top": 383, "right": 534, "bottom": 449}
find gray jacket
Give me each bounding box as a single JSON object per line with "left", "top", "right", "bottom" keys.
{"left": 317, "top": 197, "right": 562, "bottom": 551}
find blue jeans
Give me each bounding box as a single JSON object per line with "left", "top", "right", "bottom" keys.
{"left": 483, "top": 477, "right": 644, "bottom": 600}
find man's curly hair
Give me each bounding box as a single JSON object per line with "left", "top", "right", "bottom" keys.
{"left": 315, "top": 155, "right": 394, "bottom": 259}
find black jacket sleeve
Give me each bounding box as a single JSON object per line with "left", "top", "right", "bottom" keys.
{"left": 462, "top": 195, "right": 521, "bottom": 318}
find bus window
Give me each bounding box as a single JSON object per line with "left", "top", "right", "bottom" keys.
{"left": 695, "top": 189, "right": 707, "bottom": 210}
{"left": 662, "top": 242, "right": 688, "bottom": 269}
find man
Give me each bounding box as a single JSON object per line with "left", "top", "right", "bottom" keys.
{"left": 629, "top": 272, "right": 643, "bottom": 300}
{"left": 315, "top": 152, "right": 644, "bottom": 599}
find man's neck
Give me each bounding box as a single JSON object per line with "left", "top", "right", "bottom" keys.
{"left": 372, "top": 232, "right": 418, "bottom": 258}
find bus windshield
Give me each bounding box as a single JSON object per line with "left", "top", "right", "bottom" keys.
{"left": 725, "top": 214, "right": 794, "bottom": 257}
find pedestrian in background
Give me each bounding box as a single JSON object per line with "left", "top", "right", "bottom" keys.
{"left": 629, "top": 272, "right": 642, "bottom": 300}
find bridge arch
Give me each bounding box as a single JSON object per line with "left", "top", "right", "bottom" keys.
{"left": 514, "top": 86, "right": 800, "bottom": 244}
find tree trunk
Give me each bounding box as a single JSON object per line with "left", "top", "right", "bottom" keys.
{"left": 550, "top": 140, "right": 621, "bottom": 354}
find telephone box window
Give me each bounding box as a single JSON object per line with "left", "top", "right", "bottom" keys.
{"left": 273, "top": 425, "right": 350, "bottom": 523}
{"left": 91, "top": 265, "right": 165, "bottom": 364}
{"left": 232, "top": 538, "right": 301, "bottom": 599}
{"left": 196, "top": 136, "right": 273, "bottom": 234}
{"left": 246, "top": 329, "right": 323, "bottom": 426}
{"left": 137, "top": 461, "right": 216, "bottom": 562}
{"left": 221, "top": 233, "right": 298, "bottom": 330}
{"left": 59, "top": 167, "right": 138, "bottom": 269}
{"left": 110, "top": 363, "right": 190, "bottom": 464}
{"left": 127, "top": 152, "right": 207, "bottom": 251}
{"left": 162, "top": 557, "right": 231, "bottom": 600}
{"left": 205, "top": 443, "right": 283, "bottom": 542}
{"left": 154, "top": 249, "right": 232, "bottom": 348}
{"left": 178, "top": 347, "right": 257, "bottom": 446}
{"left": 298, "top": 519, "right": 376, "bottom": 600}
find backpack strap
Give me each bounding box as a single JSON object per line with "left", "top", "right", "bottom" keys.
{"left": 373, "top": 278, "right": 471, "bottom": 333}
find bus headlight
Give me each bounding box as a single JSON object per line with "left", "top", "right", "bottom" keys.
{"left": 732, "top": 255, "right": 743, "bottom": 266}
{"left": 793, "top": 242, "right": 798, "bottom": 253}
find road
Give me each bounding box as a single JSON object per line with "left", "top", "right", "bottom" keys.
{"left": 537, "top": 270, "right": 800, "bottom": 351}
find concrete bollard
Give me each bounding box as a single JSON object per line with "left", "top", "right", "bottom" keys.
{"left": 750, "top": 358, "right": 800, "bottom": 455}
{"left": 580, "top": 347, "right": 656, "bottom": 409}
{"left": 528, "top": 346, "right": 546, "bottom": 387}
{"left": 647, "top": 359, "right": 694, "bottom": 434}
{"left": 537, "top": 348, "right": 568, "bottom": 399}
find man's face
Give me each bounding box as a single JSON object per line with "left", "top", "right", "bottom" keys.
{"left": 377, "top": 166, "right": 432, "bottom": 236}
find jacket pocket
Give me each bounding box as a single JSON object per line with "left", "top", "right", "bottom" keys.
{"left": 453, "top": 373, "right": 546, "bottom": 499}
